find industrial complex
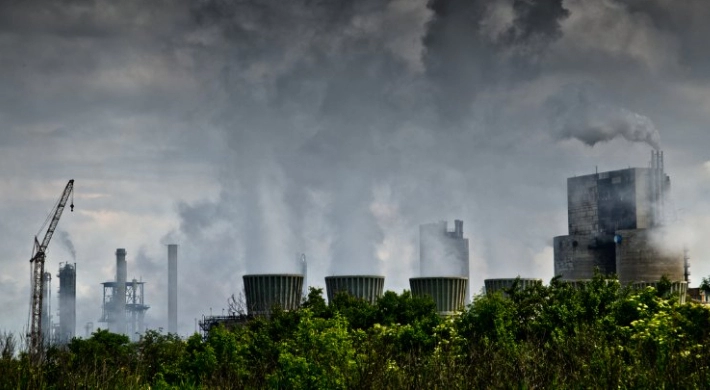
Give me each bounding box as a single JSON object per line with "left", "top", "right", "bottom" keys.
{"left": 28, "top": 150, "right": 701, "bottom": 347}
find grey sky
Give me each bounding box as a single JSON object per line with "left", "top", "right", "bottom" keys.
{"left": 1, "top": 0, "right": 709, "bottom": 337}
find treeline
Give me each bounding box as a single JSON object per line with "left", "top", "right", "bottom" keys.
{"left": 2, "top": 275, "right": 710, "bottom": 389}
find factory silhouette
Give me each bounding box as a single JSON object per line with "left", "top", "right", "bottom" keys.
{"left": 39, "top": 151, "right": 694, "bottom": 342}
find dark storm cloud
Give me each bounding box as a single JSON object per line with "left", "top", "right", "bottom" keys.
{"left": 616, "top": 0, "right": 710, "bottom": 79}
{"left": 423, "top": 0, "right": 569, "bottom": 121}
{"left": 2, "top": 0, "right": 710, "bottom": 338}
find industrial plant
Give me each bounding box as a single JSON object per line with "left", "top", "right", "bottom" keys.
{"left": 25, "top": 150, "right": 704, "bottom": 349}
{"left": 553, "top": 151, "right": 686, "bottom": 288}
{"left": 98, "top": 249, "right": 150, "bottom": 341}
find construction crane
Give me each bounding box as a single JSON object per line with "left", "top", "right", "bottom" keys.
{"left": 28, "top": 179, "right": 74, "bottom": 360}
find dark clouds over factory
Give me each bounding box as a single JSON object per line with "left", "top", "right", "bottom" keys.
{"left": 1, "top": 0, "right": 710, "bottom": 336}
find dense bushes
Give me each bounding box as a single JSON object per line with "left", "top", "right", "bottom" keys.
{"left": 3, "top": 275, "right": 710, "bottom": 389}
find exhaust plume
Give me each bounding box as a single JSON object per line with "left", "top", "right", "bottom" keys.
{"left": 57, "top": 230, "right": 76, "bottom": 261}
{"left": 547, "top": 84, "right": 661, "bottom": 150}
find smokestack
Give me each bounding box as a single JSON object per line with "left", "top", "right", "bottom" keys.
{"left": 58, "top": 263, "right": 76, "bottom": 344}
{"left": 167, "top": 244, "right": 178, "bottom": 334}
{"left": 115, "top": 248, "right": 127, "bottom": 334}
{"left": 42, "top": 272, "right": 52, "bottom": 344}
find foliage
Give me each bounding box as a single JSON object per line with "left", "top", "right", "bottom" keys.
{"left": 3, "top": 278, "right": 710, "bottom": 389}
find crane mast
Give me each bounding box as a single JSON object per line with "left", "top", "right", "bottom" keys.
{"left": 29, "top": 179, "right": 74, "bottom": 360}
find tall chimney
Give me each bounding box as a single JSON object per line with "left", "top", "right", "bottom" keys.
{"left": 115, "top": 248, "right": 127, "bottom": 334}
{"left": 167, "top": 244, "right": 178, "bottom": 334}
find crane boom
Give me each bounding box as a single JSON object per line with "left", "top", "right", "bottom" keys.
{"left": 29, "top": 179, "right": 74, "bottom": 361}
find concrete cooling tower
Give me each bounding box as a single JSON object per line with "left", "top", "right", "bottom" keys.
{"left": 484, "top": 278, "right": 542, "bottom": 297}
{"left": 409, "top": 277, "right": 467, "bottom": 315}
{"left": 243, "top": 274, "right": 304, "bottom": 316}
{"left": 325, "top": 275, "right": 384, "bottom": 304}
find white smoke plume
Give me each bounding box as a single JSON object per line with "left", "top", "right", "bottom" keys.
{"left": 57, "top": 230, "right": 76, "bottom": 261}
{"left": 547, "top": 83, "right": 661, "bottom": 150}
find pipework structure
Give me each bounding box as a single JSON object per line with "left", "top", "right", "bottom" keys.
{"left": 99, "top": 249, "right": 150, "bottom": 340}
{"left": 553, "top": 151, "right": 684, "bottom": 283}
{"left": 57, "top": 263, "right": 76, "bottom": 344}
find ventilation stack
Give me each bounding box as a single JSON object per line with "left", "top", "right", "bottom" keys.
{"left": 57, "top": 263, "right": 76, "bottom": 344}
{"left": 114, "top": 249, "right": 127, "bottom": 334}
{"left": 41, "top": 272, "right": 52, "bottom": 344}
{"left": 409, "top": 277, "right": 467, "bottom": 316}
{"left": 167, "top": 244, "right": 178, "bottom": 334}
{"left": 325, "top": 275, "right": 384, "bottom": 304}
{"left": 484, "top": 278, "right": 542, "bottom": 297}
{"left": 243, "top": 274, "right": 303, "bottom": 316}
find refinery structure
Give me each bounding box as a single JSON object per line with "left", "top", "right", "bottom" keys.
{"left": 26, "top": 150, "right": 703, "bottom": 347}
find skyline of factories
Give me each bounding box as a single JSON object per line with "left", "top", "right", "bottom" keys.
{"left": 3, "top": 1, "right": 710, "bottom": 341}
{"left": 22, "top": 147, "right": 704, "bottom": 341}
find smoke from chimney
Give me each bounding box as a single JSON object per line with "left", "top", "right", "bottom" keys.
{"left": 547, "top": 83, "right": 661, "bottom": 150}
{"left": 57, "top": 231, "right": 76, "bottom": 261}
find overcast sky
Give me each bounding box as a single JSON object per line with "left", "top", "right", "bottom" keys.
{"left": 1, "top": 0, "right": 710, "bottom": 338}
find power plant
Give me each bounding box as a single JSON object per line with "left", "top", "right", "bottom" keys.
{"left": 325, "top": 275, "right": 385, "bottom": 304}
{"left": 99, "top": 249, "right": 150, "bottom": 341}
{"left": 23, "top": 151, "right": 703, "bottom": 345}
{"left": 554, "top": 151, "right": 684, "bottom": 285}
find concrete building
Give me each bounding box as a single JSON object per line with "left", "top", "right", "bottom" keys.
{"left": 420, "top": 220, "right": 470, "bottom": 301}
{"left": 554, "top": 152, "right": 684, "bottom": 284}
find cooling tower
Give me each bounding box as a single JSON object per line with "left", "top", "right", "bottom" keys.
{"left": 167, "top": 244, "right": 178, "bottom": 334}
{"left": 114, "top": 248, "right": 127, "bottom": 334}
{"left": 325, "top": 275, "right": 384, "bottom": 304}
{"left": 484, "top": 278, "right": 542, "bottom": 297}
{"left": 615, "top": 229, "right": 684, "bottom": 285}
{"left": 243, "top": 274, "right": 304, "bottom": 316}
{"left": 57, "top": 263, "right": 76, "bottom": 344}
{"left": 409, "top": 277, "right": 467, "bottom": 315}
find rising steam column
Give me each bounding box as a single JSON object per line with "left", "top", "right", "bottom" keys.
{"left": 414, "top": 220, "right": 470, "bottom": 313}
